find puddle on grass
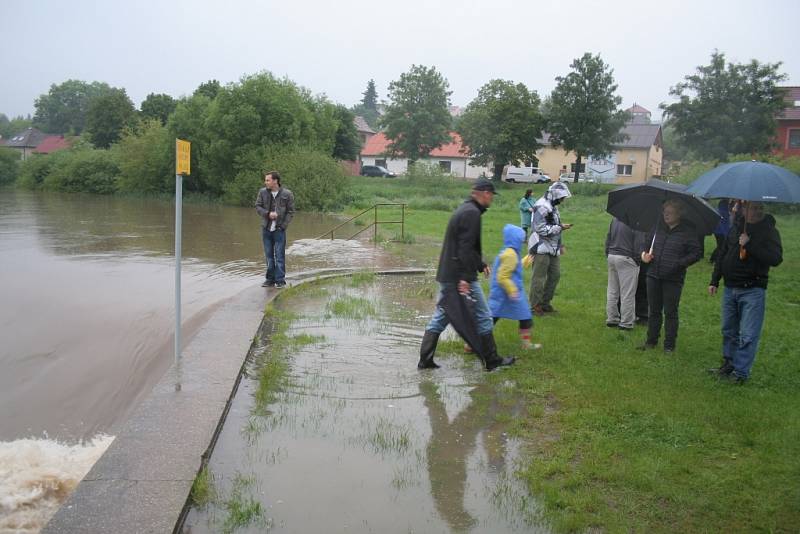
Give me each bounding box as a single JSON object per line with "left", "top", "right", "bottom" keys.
{"left": 182, "top": 275, "right": 547, "bottom": 533}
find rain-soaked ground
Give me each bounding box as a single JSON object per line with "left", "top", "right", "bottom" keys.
{"left": 183, "top": 274, "right": 547, "bottom": 534}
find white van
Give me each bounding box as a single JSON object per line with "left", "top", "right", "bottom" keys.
{"left": 502, "top": 166, "right": 551, "bottom": 184}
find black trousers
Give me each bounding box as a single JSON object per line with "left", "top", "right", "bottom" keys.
{"left": 645, "top": 276, "right": 684, "bottom": 350}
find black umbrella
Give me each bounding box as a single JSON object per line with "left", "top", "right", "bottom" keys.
{"left": 606, "top": 178, "right": 720, "bottom": 236}
{"left": 437, "top": 286, "right": 486, "bottom": 366}
{"left": 686, "top": 161, "right": 800, "bottom": 203}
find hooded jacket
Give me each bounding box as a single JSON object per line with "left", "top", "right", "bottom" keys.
{"left": 436, "top": 198, "right": 487, "bottom": 283}
{"left": 710, "top": 213, "right": 782, "bottom": 289}
{"left": 489, "top": 225, "right": 532, "bottom": 320}
{"left": 644, "top": 221, "right": 702, "bottom": 283}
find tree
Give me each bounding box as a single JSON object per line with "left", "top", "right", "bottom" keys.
{"left": 458, "top": 79, "right": 545, "bottom": 179}
{"left": 85, "top": 88, "right": 137, "bottom": 148}
{"left": 362, "top": 79, "right": 378, "bottom": 111}
{"left": 0, "top": 147, "right": 20, "bottom": 185}
{"left": 381, "top": 65, "right": 452, "bottom": 163}
{"left": 193, "top": 79, "right": 221, "bottom": 100}
{"left": 113, "top": 119, "right": 173, "bottom": 193}
{"left": 140, "top": 93, "right": 177, "bottom": 125}
{"left": 0, "top": 114, "right": 32, "bottom": 139}
{"left": 546, "top": 53, "right": 629, "bottom": 182}
{"left": 332, "top": 105, "right": 360, "bottom": 160}
{"left": 33, "top": 80, "right": 114, "bottom": 134}
{"left": 660, "top": 51, "right": 787, "bottom": 160}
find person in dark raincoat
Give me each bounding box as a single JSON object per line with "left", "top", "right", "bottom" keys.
{"left": 418, "top": 179, "right": 515, "bottom": 371}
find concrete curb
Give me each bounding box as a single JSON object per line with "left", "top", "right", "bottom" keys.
{"left": 43, "top": 268, "right": 431, "bottom": 533}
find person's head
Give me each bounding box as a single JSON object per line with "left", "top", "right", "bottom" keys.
{"left": 264, "top": 171, "right": 281, "bottom": 190}
{"left": 662, "top": 199, "right": 683, "bottom": 228}
{"left": 524, "top": 188, "right": 533, "bottom": 199}
{"left": 546, "top": 181, "right": 571, "bottom": 205}
{"left": 744, "top": 201, "right": 766, "bottom": 224}
{"left": 471, "top": 178, "right": 497, "bottom": 207}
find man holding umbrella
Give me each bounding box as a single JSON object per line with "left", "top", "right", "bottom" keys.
{"left": 417, "top": 178, "right": 515, "bottom": 371}
{"left": 708, "top": 201, "right": 783, "bottom": 383}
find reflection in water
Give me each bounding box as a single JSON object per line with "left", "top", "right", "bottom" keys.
{"left": 184, "top": 276, "right": 543, "bottom": 533}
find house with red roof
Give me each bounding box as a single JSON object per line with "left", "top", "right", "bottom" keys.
{"left": 0, "top": 127, "right": 71, "bottom": 160}
{"left": 360, "top": 131, "right": 491, "bottom": 178}
{"left": 775, "top": 87, "right": 800, "bottom": 158}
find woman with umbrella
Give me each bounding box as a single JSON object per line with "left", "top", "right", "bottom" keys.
{"left": 639, "top": 199, "right": 703, "bottom": 353}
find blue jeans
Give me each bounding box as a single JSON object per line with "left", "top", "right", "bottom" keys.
{"left": 426, "top": 282, "right": 494, "bottom": 335}
{"left": 721, "top": 287, "right": 766, "bottom": 379}
{"left": 261, "top": 227, "right": 286, "bottom": 284}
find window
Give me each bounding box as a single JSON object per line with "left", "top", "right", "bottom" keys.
{"left": 617, "top": 164, "right": 633, "bottom": 176}
{"left": 439, "top": 161, "right": 452, "bottom": 173}
{"left": 789, "top": 129, "right": 800, "bottom": 149}
{"left": 570, "top": 163, "right": 586, "bottom": 173}
{"left": 374, "top": 158, "right": 387, "bottom": 167}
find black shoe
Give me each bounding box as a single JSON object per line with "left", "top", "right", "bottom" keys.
{"left": 637, "top": 342, "right": 656, "bottom": 351}
{"left": 606, "top": 322, "right": 619, "bottom": 328}
{"left": 274, "top": 281, "right": 287, "bottom": 289}
{"left": 618, "top": 325, "right": 634, "bottom": 331}
{"left": 663, "top": 347, "right": 675, "bottom": 354}
{"left": 480, "top": 333, "right": 515, "bottom": 371}
{"left": 261, "top": 280, "right": 274, "bottom": 288}
{"left": 541, "top": 304, "right": 558, "bottom": 313}
{"left": 707, "top": 361, "right": 734, "bottom": 376}
{"left": 417, "top": 331, "right": 440, "bottom": 369}
{"left": 720, "top": 372, "right": 747, "bottom": 385}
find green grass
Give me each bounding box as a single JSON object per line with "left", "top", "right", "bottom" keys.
{"left": 325, "top": 295, "right": 377, "bottom": 319}
{"left": 341, "top": 174, "right": 800, "bottom": 532}
{"left": 190, "top": 466, "right": 216, "bottom": 507}
{"left": 220, "top": 473, "right": 265, "bottom": 533}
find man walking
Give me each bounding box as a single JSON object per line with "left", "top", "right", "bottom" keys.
{"left": 418, "top": 178, "right": 515, "bottom": 371}
{"left": 256, "top": 171, "right": 295, "bottom": 288}
{"left": 528, "top": 182, "right": 572, "bottom": 316}
{"left": 605, "top": 217, "right": 646, "bottom": 330}
{"left": 708, "top": 201, "right": 783, "bottom": 383}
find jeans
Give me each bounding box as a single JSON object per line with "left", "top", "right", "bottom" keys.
{"left": 427, "top": 281, "right": 494, "bottom": 335}
{"left": 721, "top": 287, "right": 766, "bottom": 379}
{"left": 645, "top": 277, "right": 683, "bottom": 349}
{"left": 606, "top": 254, "right": 639, "bottom": 327}
{"left": 529, "top": 254, "right": 560, "bottom": 308}
{"left": 261, "top": 227, "right": 286, "bottom": 284}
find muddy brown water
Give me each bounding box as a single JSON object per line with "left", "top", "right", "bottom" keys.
{"left": 0, "top": 189, "right": 405, "bottom": 532}
{"left": 183, "top": 275, "right": 547, "bottom": 533}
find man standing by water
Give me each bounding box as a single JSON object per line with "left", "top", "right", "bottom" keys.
{"left": 256, "top": 171, "right": 295, "bottom": 288}
{"left": 418, "top": 178, "right": 515, "bottom": 371}
{"left": 708, "top": 201, "right": 782, "bottom": 383}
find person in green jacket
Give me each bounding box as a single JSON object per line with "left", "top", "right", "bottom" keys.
{"left": 519, "top": 189, "right": 535, "bottom": 238}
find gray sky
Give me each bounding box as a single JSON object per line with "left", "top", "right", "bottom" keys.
{"left": 1, "top": 0, "right": 797, "bottom": 121}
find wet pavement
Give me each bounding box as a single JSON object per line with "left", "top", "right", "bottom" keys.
{"left": 183, "top": 274, "right": 546, "bottom": 533}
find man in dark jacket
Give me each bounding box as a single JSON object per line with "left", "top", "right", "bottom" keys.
{"left": 256, "top": 171, "right": 295, "bottom": 288}
{"left": 418, "top": 178, "right": 515, "bottom": 371}
{"left": 708, "top": 201, "right": 783, "bottom": 383}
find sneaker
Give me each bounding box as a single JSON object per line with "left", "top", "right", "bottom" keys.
{"left": 720, "top": 372, "right": 747, "bottom": 385}
{"left": 606, "top": 322, "right": 620, "bottom": 328}
{"left": 261, "top": 280, "right": 274, "bottom": 288}
{"left": 636, "top": 342, "right": 656, "bottom": 351}
{"left": 663, "top": 347, "right": 675, "bottom": 354}
{"left": 274, "top": 281, "right": 287, "bottom": 289}
{"left": 707, "top": 362, "right": 734, "bottom": 376}
{"left": 618, "top": 325, "right": 634, "bottom": 331}
{"left": 541, "top": 304, "right": 558, "bottom": 313}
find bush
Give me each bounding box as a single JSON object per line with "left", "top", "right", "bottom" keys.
{"left": 43, "top": 148, "right": 120, "bottom": 194}
{"left": 405, "top": 161, "right": 458, "bottom": 185}
{"left": 113, "top": 119, "right": 173, "bottom": 194}
{"left": 223, "top": 144, "right": 347, "bottom": 211}
{"left": 17, "top": 151, "right": 66, "bottom": 189}
{"left": 0, "top": 147, "right": 20, "bottom": 185}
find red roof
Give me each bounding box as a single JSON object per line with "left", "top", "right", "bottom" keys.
{"left": 360, "top": 132, "right": 469, "bottom": 158}
{"left": 33, "top": 135, "right": 71, "bottom": 154}
{"left": 627, "top": 104, "right": 650, "bottom": 114}
{"left": 778, "top": 87, "right": 800, "bottom": 121}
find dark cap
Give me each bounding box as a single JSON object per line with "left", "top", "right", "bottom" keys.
{"left": 472, "top": 177, "right": 498, "bottom": 194}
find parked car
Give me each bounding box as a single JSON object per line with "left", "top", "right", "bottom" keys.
{"left": 360, "top": 165, "right": 396, "bottom": 177}
{"left": 558, "top": 172, "right": 595, "bottom": 183}
{"left": 502, "top": 166, "right": 550, "bottom": 184}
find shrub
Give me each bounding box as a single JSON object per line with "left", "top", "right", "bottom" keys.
{"left": 43, "top": 148, "right": 120, "bottom": 194}
{"left": 17, "top": 151, "right": 66, "bottom": 189}
{"left": 113, "top": 119, "right": 173, "bottom": 194}
{"left": 0, "top": 147, "right": 20, "bottom": 185}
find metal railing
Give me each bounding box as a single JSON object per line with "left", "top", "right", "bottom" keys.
{"left": 316, "top": 203, "right": 406, "bottom": 243}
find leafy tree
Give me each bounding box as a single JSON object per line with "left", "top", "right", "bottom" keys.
{"left": 140, "top": 93, "right": 177, "bottom": 125}
{"left": 661, "top": 51, "right": 787, "bottom": 160}
{"left": 33, "top": 80, "right": 114, "bottom": 134}
{"left": 85, "top": 88, "right": 138, "bottom": 148}
{"left": 332, "top": 105, "right": 360, "bottom": 160}
{"left": 661, "top": 119, "right": 690, "bottom": 162}
{"left": 362, "top": 79, "right": 378, "bottom": 111}
{"left": 194, "top": 79, "right": 222, "bottom": 100}
{"left": 381, "top": 65, "right": 452, "bottom": 163}
{"left": 167, "top": 93, "right": 215, "bottom": 192}
{"left": 113, "top": 119, "right": 173, "bottom": 193}
{"left": 458, "top": 79, "right": 545, "bottom": 179}
{"left": 0, "top": 147, "right": 20, "bottom": 185}
{"left": 0, "top": 114, "right": 33, "bottom": 139}
{"left": 43, "top": 147, "right": 120, "bottom": 193}
{"left": 547, "top": 53, "right": 629, "bottom": 182}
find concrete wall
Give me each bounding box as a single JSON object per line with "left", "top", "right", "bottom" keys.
{"left": 535, "top": 146, "right": 658, "bottom": 183}
{"left": 360, "top": 156, "right": 490, "bottom": 179}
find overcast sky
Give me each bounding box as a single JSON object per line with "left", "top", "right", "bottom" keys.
{"left": 1, "top": 0, "right": 797, "bottom": 121}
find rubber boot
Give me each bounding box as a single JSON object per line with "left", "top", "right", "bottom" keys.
{"left": 480, "top": 333, "right": 515, "bottom": 371}
{"left": 417, "top": 331, "right": 440, "bottom": 369}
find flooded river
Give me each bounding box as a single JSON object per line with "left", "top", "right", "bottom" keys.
{"left": 0, "top": 189, "right": 399, "bottom": 531}
{"left": 183, "top": 275, "right": 545, "bottom": 533}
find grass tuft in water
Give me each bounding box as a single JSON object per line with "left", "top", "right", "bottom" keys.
{"left": 367, "top": 417, "right": 413, "bottom": 455}
{"left": 190, "top": 466, "right": 216, "bottom": 507}
{"left": 348, "top": 271, "right": 377, "bottom": 287}
{"left": 220, "top": 473, "right": 266, "bottom": 534}
{"left": 326, "top": 295, "right": 376, "bottom": 319}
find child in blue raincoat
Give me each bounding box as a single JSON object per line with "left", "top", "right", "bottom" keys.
{"left": 489, "top": 224, "right": 540, "bottom": 350}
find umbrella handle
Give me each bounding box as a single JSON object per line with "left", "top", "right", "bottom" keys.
{"left": 649, "top": 233, "right": 656, "bottom": 255}
{"left": 739, "top": 215, "right": 747, "bottom": 260}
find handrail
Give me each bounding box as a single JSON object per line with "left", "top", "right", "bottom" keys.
{"left": 316, "top": 203, "right": 406, "bottom": 243}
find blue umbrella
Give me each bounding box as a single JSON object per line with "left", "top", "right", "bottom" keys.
{"left": 686, "top": 161, "right": 800, "bottom": 203}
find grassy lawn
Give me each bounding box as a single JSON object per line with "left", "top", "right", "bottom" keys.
{"left": 344, "top": 175, "right": 800, "bottom": 533}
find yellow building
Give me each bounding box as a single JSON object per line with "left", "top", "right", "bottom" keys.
{"left": 535, "top": 107, "right": 663, "bottom": 184}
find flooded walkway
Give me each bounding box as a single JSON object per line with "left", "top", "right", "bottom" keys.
{"left": 183, "top": 274, "right": 545, "bottom": 533}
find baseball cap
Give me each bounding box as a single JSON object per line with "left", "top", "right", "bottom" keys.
{"left": 472, "top": 178, "right": 498, "bottom": 194}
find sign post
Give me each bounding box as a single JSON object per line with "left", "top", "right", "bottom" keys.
{"left": 175, "top": 139, "right": 191, "bottom": 390}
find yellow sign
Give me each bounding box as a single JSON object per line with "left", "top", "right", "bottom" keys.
{"left": 176, "top": 139, "right": 191, "bottom": 175}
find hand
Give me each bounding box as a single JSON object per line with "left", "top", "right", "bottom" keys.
{"left": 708, "top": 285, "right": 718, "bottom": 296}
{"left": 510, "top": 290, "right": 520, "bottom": 300}
{"left": 529, "top": 207, "right": 534, "bottom": 212}
{"left": 641, "top": 251, "right": 654, "bottom": 263}
{"left": 561, "top": 223, "right": 573, "bottom": 230}
{"left": 458, "top": 280, "right": 470, "bottom": 295}
{"left": 739, "top": 233, "right": 749, "bottom": 246}
{"left": 269, "top": 211, "right": 278, "bottom": 220}
{"left": 483, "top": 265, "right": 491, "bottom": 277}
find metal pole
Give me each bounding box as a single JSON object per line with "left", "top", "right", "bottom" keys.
{"left": 401, "top": 204, "right": 405, "bottom": 241}
{"left": 174, "top": 173, "right": 183, "bottom": 391}
{"left": 373, "top": 205, "right": 377, "bottom": 245}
